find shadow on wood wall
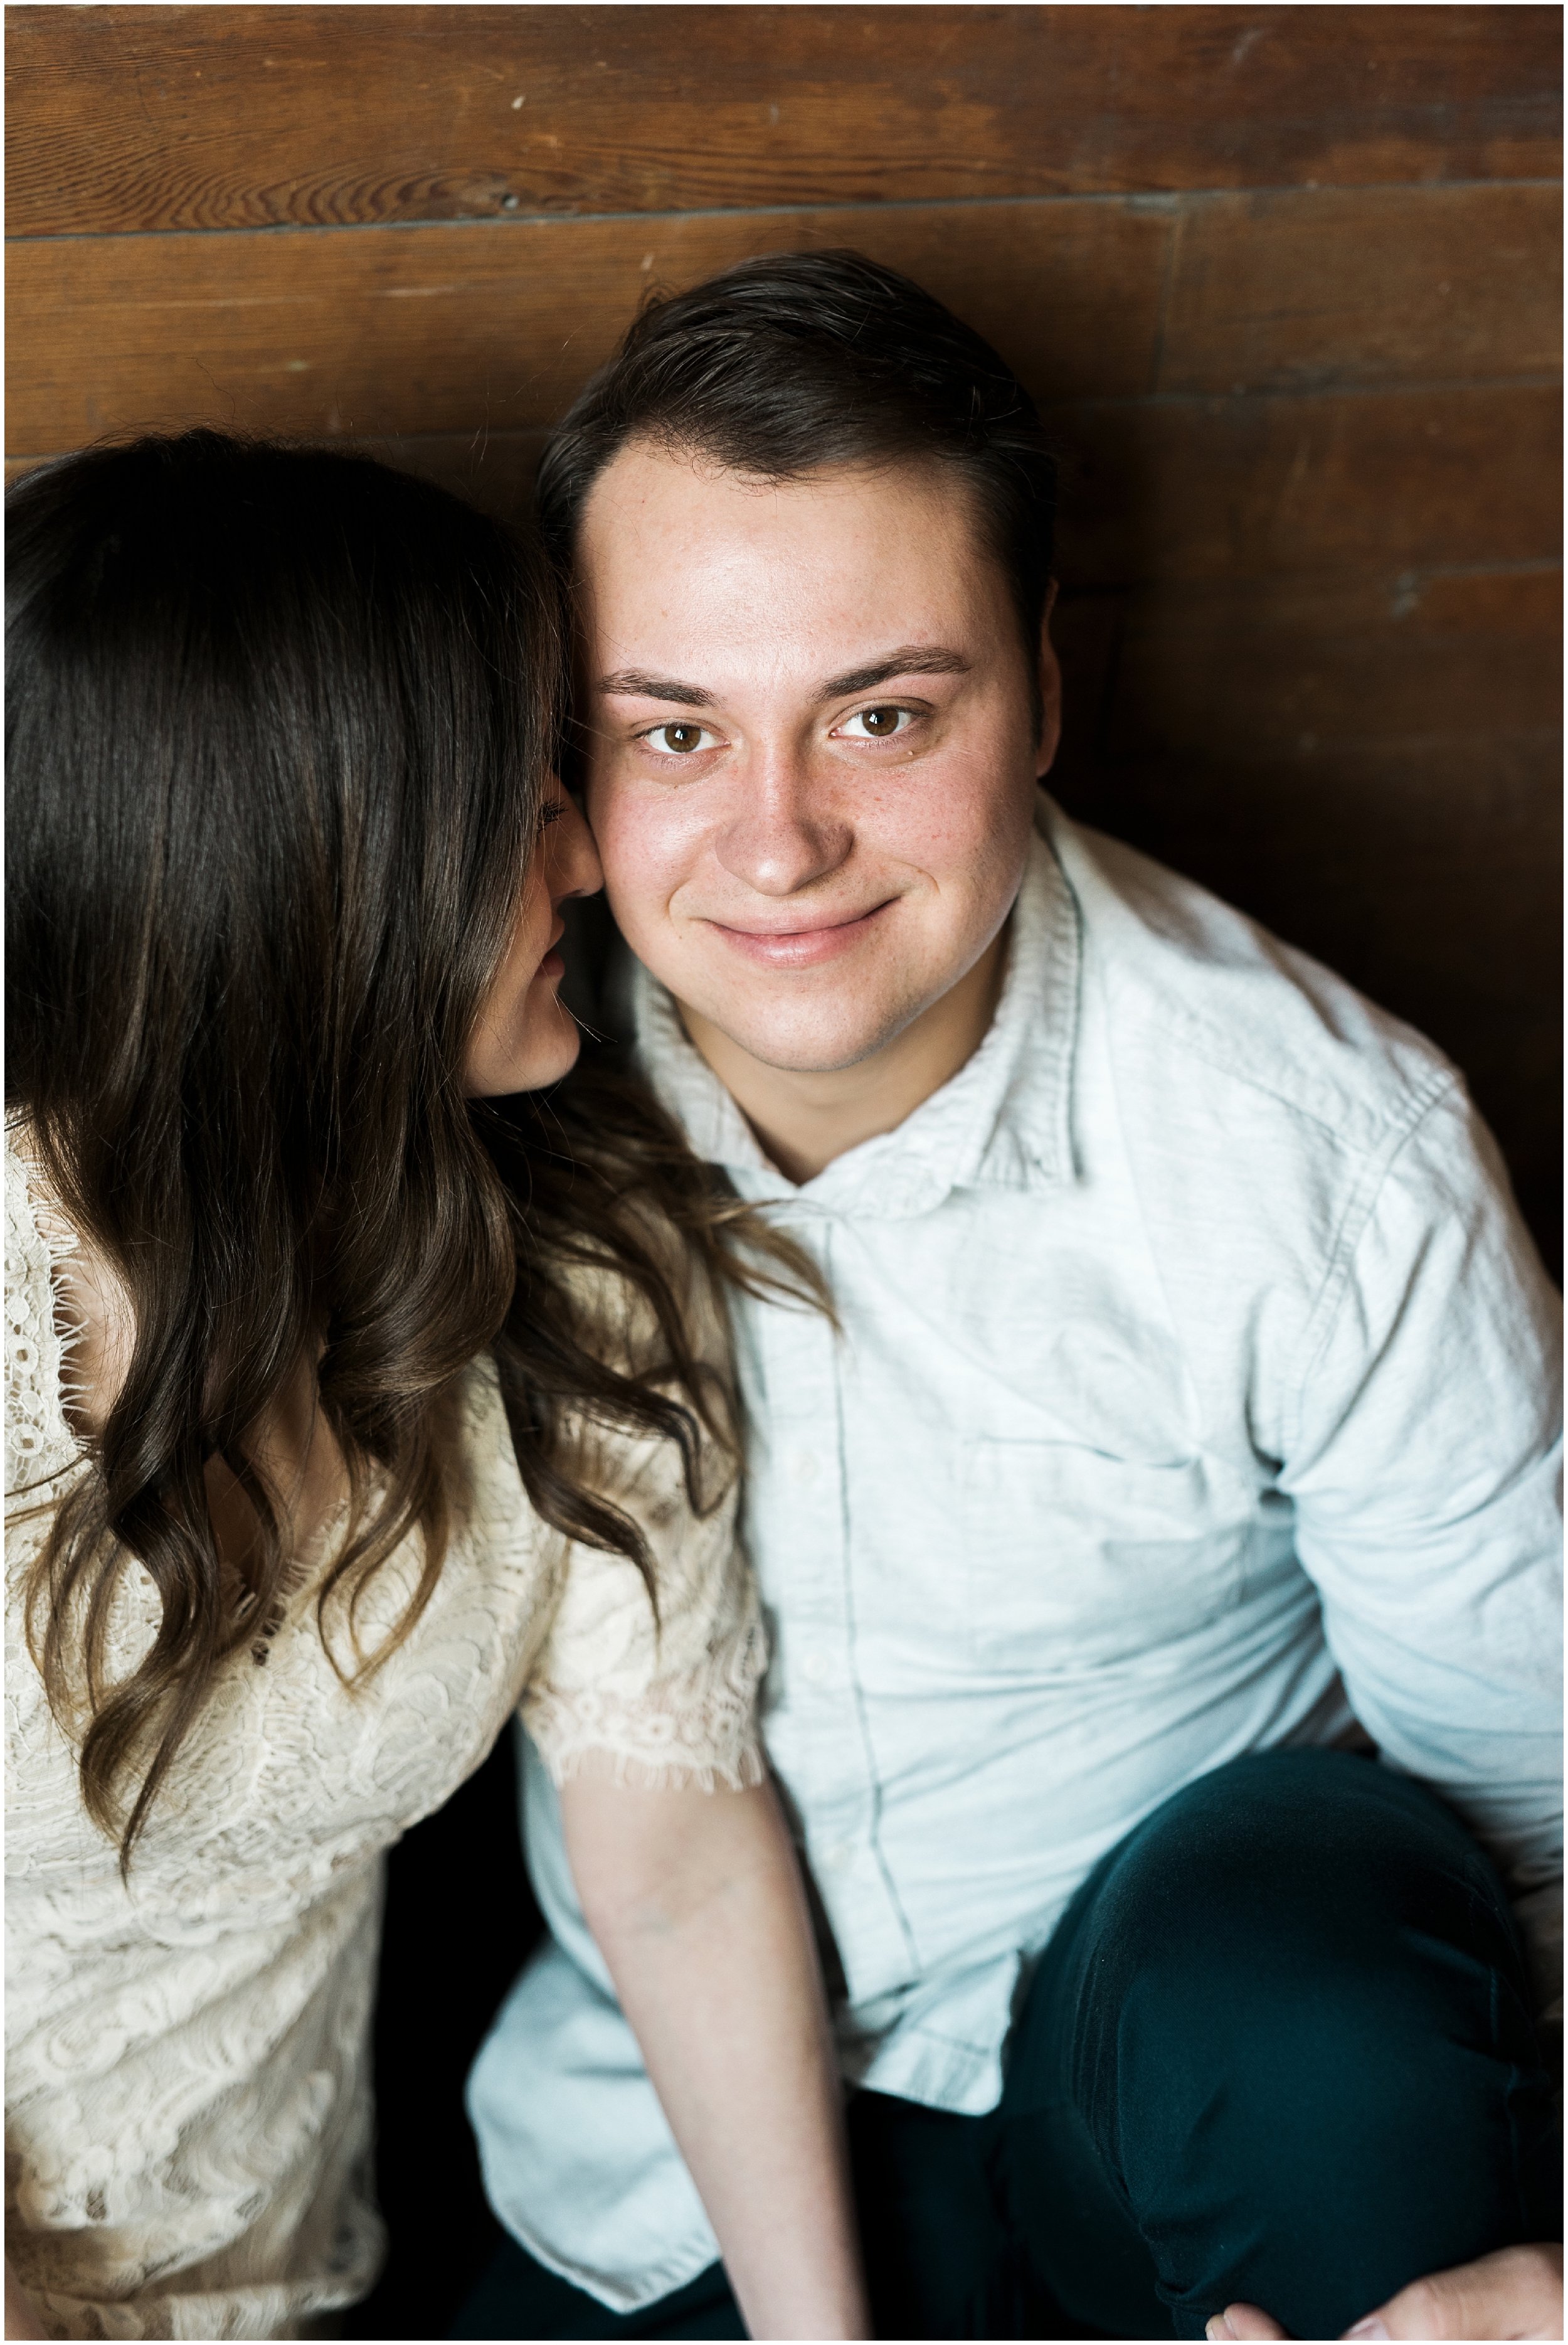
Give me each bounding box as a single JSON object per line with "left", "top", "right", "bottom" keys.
{"left": 7, "top": 3, "right": 1562, "bottom": 1270}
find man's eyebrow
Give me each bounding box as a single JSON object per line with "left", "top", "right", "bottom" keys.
{"left": 596, "top": 669, "right": 716, "bottom": 706}
{"left": 594, "top": 645, "right": 970, "bottom": 708}
{"left": 819, "top": 646, "right": 971, "bottom": 698}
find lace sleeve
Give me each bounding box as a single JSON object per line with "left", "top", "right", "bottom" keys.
{"left": 520, "top": 1418, "right": 767, "bottom": 1794}
{"left": 5, "top": 1141, "right": 85, "bottom": 1501}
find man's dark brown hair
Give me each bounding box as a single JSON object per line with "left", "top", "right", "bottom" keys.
{"left": 535, "top": 248, "right": 1059, "bottom": 730}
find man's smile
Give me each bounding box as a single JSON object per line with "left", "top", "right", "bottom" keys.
{"left": 701, "top": 899, "right": 898, "bottom": 968}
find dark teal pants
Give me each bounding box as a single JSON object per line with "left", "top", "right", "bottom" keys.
{"left": 453, "top": 1750, "right": 1560, "bottom": 2340}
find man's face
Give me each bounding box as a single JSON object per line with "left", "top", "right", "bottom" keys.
{"left": 578, "top": 444, "right": 1057, "bottom": 1077}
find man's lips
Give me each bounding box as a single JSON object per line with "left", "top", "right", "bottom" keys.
{"left": 704, "top": 900, "right": 895, "bottom": 969}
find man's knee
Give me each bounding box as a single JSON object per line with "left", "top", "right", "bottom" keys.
{"left": 1048, "top": 1749, "right": 1536, "bottom": 2125}
{"left": 1009, "top": 1747, "right": 1557, "bottom": 2338}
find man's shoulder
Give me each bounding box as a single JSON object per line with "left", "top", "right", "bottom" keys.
{"left": 1041, "top": 799, "right": 1458, "bottom": 1164}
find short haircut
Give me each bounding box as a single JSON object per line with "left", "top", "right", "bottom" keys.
{"left": 536, "top": 248, "right": 1058, "bottom": 731}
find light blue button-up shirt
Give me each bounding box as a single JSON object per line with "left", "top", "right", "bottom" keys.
{"left": 469, "top": 800, "right": 1562, "bottom": 2312}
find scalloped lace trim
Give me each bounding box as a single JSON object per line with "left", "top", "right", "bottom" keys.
{"left": 523, "top": 1613, "right": 769, "bottom": 1794}
{"left": 545, "top": 1731, "right": 767, "bottom": 1795}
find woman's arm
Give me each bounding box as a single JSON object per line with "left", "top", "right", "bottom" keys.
{"left": 561, "top": 1770, "right": 869, "bottom": 2341}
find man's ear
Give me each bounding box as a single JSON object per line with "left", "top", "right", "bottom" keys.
{"left": 1036, "top": 581, "right": 1064, "bottom": 779}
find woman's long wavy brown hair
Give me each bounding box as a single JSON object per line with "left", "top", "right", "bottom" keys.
{"left": 6, "top": 430, "right": 813, "bottom": 1871}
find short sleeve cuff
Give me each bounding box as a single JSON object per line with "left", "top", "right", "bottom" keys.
{"left": 521, "top": 1608, "right": 769, "bottom": 1793}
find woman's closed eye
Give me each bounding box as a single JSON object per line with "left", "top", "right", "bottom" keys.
{"left": 638, "top": 720, "right": 723, "bottom": 757}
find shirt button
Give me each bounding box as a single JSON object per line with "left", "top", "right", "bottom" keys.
{"left": 789, "top": 1447, "right": 819, "bottom": 1486}
{"left": 800, "top": 1652, "right": 831, "bottom": 1686}
{"left": 820, "top": 1842, "right": 852, "bottom": 1872}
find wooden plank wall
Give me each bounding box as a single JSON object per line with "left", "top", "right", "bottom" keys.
{"left": 8, "top": 4, "right": 1562, "bottom": 1266}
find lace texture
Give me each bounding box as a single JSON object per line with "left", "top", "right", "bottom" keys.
{"left": 5, "top": 1144, "right": 758, "bottom": 2339}
{"left": 524, "top": 1610, "right": 768, "bottom": 1794}
{"left": 5, "top": 1146, "right": 84, "bottom": 1501}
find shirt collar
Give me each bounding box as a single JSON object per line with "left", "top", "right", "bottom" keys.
{"left": 627, "top": 810, "right": 1081, "bottom": 1220}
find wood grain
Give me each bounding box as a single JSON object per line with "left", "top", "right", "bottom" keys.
{"left": 3, "top": 201, "right": 1172, "bottom": 454}
{"left": 1054, "top": 385, "right": 1561, "bottom": 585}
{"left": 1102, "top": 567, "right": 1563, "bottom": 756}
{"left": 6, "top": 5, "right": 1560, "bottom": 236}
{"left": 12, "top": 181, "right": 1553, "bottom": 470}
{"left": 1160, "top": 182, "right": 1562, "bottom": 394}
{"left": 10, "top": 200, "right": 1557, "bottom": 528}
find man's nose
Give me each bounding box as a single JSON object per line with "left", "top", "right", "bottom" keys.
{"left": 713, "top": 753, "right": 850, "bottom": 898}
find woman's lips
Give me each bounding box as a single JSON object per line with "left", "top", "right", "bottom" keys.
{"left": 707, "top": 901, "right": 893, "bottom": 969}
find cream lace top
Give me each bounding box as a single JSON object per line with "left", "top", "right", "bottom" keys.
{"left": 4, "top": 1143, "right": 765, "bottom": 2341}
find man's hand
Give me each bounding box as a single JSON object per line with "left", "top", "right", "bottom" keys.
{"left": 1205, "top": 2241, "right": 1564, "bottom": 2341}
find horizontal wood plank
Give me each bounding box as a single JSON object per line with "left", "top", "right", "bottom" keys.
{"left": 3, "top": 203, "right": 1172, "bottom": 452}
{"left": 1054, "top": 384, "right": 1561, "bottom": 583}
{"left": 1102, "top": 567, "right": 1562, "bottom": 755}
{"left": 9, "top": 188, "right": 1553, "bottom": 474}
{"left": 1160, "top": 182, "right": 1562, "bottom": 393}
{"left": 11, "top": 199, "right": 1558, "bottom": 492}
{"left": 6, "top": 4, "right": 1560, "bottom": 235}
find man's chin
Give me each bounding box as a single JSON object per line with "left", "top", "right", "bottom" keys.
{"left": 683, "top": 997, "right": 924, "bottom": 1079}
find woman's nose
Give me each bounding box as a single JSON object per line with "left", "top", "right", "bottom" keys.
{"left": 548, "top": 787, "right": 604, "bottom": 902}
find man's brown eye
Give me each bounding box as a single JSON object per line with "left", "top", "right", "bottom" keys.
{"left": 861, "top": 707, "right": 900, "bottom": 734}
{"left": 660, "top": 723, "right": 703, "bottom": 753}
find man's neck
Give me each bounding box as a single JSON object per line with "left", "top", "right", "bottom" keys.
{"left": 677, "top": 926, "right": 1010, "bottom": 1185}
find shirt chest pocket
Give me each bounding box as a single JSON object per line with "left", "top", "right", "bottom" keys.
{"left": 961, "top": 1437, "right": 1246, "bottom": 1669}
